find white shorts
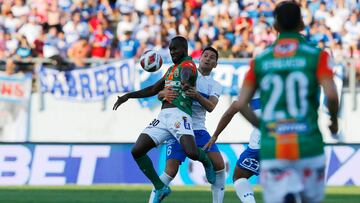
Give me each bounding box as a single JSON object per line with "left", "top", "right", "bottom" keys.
{"left": 260, "top": 154, "right": 326, "bottom": 203}
{"left": 141, "top": 108, "right": 194, "bottom": 146}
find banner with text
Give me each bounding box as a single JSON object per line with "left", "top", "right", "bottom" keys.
{"left": 0, "top": 143, "right": 358, "bottom": 186}
{"left": 38, "top": 60, "right": 135, "bottom": 101}
{"left": 0, "top": 74, "right": 32, "bottom": 141}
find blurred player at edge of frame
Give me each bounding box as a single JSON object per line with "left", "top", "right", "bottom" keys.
{"left": 234, "top": 1, "right": 339, "bottom": 202}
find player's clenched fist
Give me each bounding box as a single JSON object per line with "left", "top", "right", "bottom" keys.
{"left": 113, "top": 95, "right": 129, "bottom": 110}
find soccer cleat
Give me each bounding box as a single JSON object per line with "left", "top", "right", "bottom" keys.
{"left": 153, "top": 185, "right": 171, "bottom": 203}
{"left": 204, "top": 162, "right": 216, "bottom": 184}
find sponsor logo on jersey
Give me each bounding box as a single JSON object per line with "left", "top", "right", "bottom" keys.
{"left": 267, "top": 120, "right": 309, "bottom": 135}
{"left": 174, "top": 69, "right": 179, "bottom": 77}
{"left": 174, "top": 121, "right": 181, "bottom": 128}
{"left": 274, "top": 39, "right": 298, "bottom": 57}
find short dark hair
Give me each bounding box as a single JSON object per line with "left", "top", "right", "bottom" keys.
{"left": 274, "top": 1, "right": 302, "bottom": 31}
{"left": 171, "top": 36, "right": 188, "bottom": 50}
{"left": 202, "top": 46, "right": 218, "bottom": 61}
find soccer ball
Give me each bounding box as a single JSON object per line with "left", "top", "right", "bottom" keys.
{"left": 140, "top": 50, "right": 163, "bottom": 72}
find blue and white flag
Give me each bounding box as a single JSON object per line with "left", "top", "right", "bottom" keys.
{"left": 38, "top": 59, "right": 135, "bottom": 101}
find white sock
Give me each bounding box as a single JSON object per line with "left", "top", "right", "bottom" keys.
{"left": 148, "top": 173, "right": 174, "bottom": 203}
{"left": 234, "top": 178, "right": 256, "bottom": 203}
{"left": 211, "top": 169, "right": 226, "bottom": 203}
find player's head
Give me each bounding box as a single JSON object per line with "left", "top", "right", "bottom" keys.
{"left": 169, "top": 36, "right": 188, "bottom": 64}
{"left": 273, "top": 1, "right": 304, "bottom": 33}
{"left": 199, "top": 46, "right": 218, "bottom": 72}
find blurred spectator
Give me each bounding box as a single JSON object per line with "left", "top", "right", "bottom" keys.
{"left": 67, "top": 38, "right": 90, "bottom": 68}
{"left": 116, "top": 13, "right": 137, "bottom": 41}
{"left": 90, "top": 23, "right": 111, "bottom": 58}
{"left": 47, "top": 1, "right": 61, "bottom": 28}
{"left": 63, "top": 11, "right": 89, "bottom": 45}
{"left": 117, "top": 30, "right": 141, "bottom": 59}
{"left": 15, "top": 35, "right": 32, "bottom": 59}
{"left": 190, "top": 41, "right": 203, "bottom": 59}
{"left": 18, "top": 15, "right": 42, "bottom": 45}
{"left": 11, "top": 0, "right": 29, "bottom": 18}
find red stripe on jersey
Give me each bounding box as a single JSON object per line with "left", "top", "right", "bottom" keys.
{"left": 244, "top": 60, "right": 256, "bottom": 86}
{"left": 317, "top": 51, "right": 334, "bottom": 80}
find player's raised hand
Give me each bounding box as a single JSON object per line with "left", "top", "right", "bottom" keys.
{"left": 203, "top": 136, "right": 218, "bottom": 151}
{"left": 113, "top": 95, "right": 128, "bottom": 110}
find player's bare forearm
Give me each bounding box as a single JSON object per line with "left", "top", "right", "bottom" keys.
{"left": 213, "top": 102, "right": 238, "bottom": 138}
{"left": 195, "top": 95, "right": 218, "bottom": 112}
{"left": 320, "top": 77, "right": 339, "bottom": 131}
{"left": 127, "top": 78, "right": 165, "bottom": 99}
{"left": 239, "top": 104, "right": 260, "bottom": 128}
{"left": 238, "top": 83, "right": 259, "bottom": 128}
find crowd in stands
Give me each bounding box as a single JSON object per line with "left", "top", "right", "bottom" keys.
{"left": 0, "top": 0, "right": 359, "bottom": 80}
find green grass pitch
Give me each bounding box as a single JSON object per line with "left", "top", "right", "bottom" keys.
{"left": 0, "top": 185, "right": 359, "bottom": 203}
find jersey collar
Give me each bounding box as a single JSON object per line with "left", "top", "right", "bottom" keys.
{"left": 175, "top": 55, "right": 192, "bottom": 65}
{"left": 277, "top": 32, "right": 306, "bottom": 42}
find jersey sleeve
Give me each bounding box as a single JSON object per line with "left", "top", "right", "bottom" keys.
{"left": 316, "top": 51, "right": 334, "bottom": 80}
{"left": 210, "top": 81, "right": 222, "bottom": 99}
{"left": 181, "top": 61, "right": 197, "bottom": 75}
{"left": 243, "top": 59, "right": 256, "bottom": 86}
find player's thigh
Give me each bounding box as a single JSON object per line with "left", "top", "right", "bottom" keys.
{"left": 142, "top": 113, "right": 172, "bottom": 146}
{"left": 207, "top": 151, "right": 225, "bottom": 171}
{"left": 131, "top": 133, "right": 157, "bottom": 158}
{"left": 179, "top": 135, "right": 198, "bottom": 158}
{"left": 261, "top": 160, "right": 304, "bottom": 203}
{"left": 164, "top": 158, "right": 181, "bottom": 178}
{"left": 233, "top": 165, "right": 254, "bottom": 181}
{"left": 297, "top": 155, "right": 326, "bottom": 203}
{"left": 165, "top": 138, "right": 187, "bottom": 172}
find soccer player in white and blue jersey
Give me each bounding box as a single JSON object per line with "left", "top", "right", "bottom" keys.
{"left": 149, "top": 47, "right": 226, "bottom": 203}
{"left": 204, "top": 95, "right": 261, "bottom": 203}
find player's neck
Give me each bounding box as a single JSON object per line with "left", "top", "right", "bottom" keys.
{"left": 198, "top": 67, "right": 211, "bottom": 76}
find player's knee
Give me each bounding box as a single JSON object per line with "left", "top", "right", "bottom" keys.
{"left": 184, "top": 148, "right": 199, "bottom": 160}
{"left": 213, "top": 159, "right": 225, "bottom": 171}
{"left": 165, "top": 167, "right": 178, "bottom": 178}
{"left": 131, "top": 146, "right": 143, "bottom": 159}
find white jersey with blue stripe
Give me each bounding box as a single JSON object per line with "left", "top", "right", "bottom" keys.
{"left": 248, "top": 93, "right": 261, "bottom": 150}
{"left": 192, "top": 72, "right": 222, "bottom": 131}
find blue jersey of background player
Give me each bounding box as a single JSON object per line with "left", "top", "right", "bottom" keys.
{"left": 149, "top": 47, "right": 226, "bottom": 203}
{"left": 204, "top": 94, "right": 261, "bottom": 203}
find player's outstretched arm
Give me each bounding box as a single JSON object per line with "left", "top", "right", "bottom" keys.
{"left": 113, "top": 78, "right": 165, "bottom": 110}
{"left": 320, "top": 76, "right": 339, "bottom": 135}
{"left": 185, "top": 86, "right": 219, "bottom": 112}
{"left": 203, "top": 101, "right": 239, "bottom": 150}
{"left": 238, "top": 85, "right": 260, "bottom": 128}
{"left": 317, "top": 50, "right": 339, "bottom": 137}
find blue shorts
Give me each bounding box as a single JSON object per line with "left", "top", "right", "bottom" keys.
{"left": 166, "top": 130, "right": 220, "bottom": 163}
{"left": 236, "top": 147, "right": 260, "bottom": 175}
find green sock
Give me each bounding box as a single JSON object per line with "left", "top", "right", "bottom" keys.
{"left": 197, "top": 147, "right": 212, "bottom": 167}
{"left": 135, "top": 155, "right": 165, "bottom": 190}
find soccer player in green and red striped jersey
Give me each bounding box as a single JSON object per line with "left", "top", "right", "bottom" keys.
{"left": 235, "top": 1, "right": 339, "bottom": 203}
{"left": 113, "top": 36, "right": 215, "bottom": 203}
